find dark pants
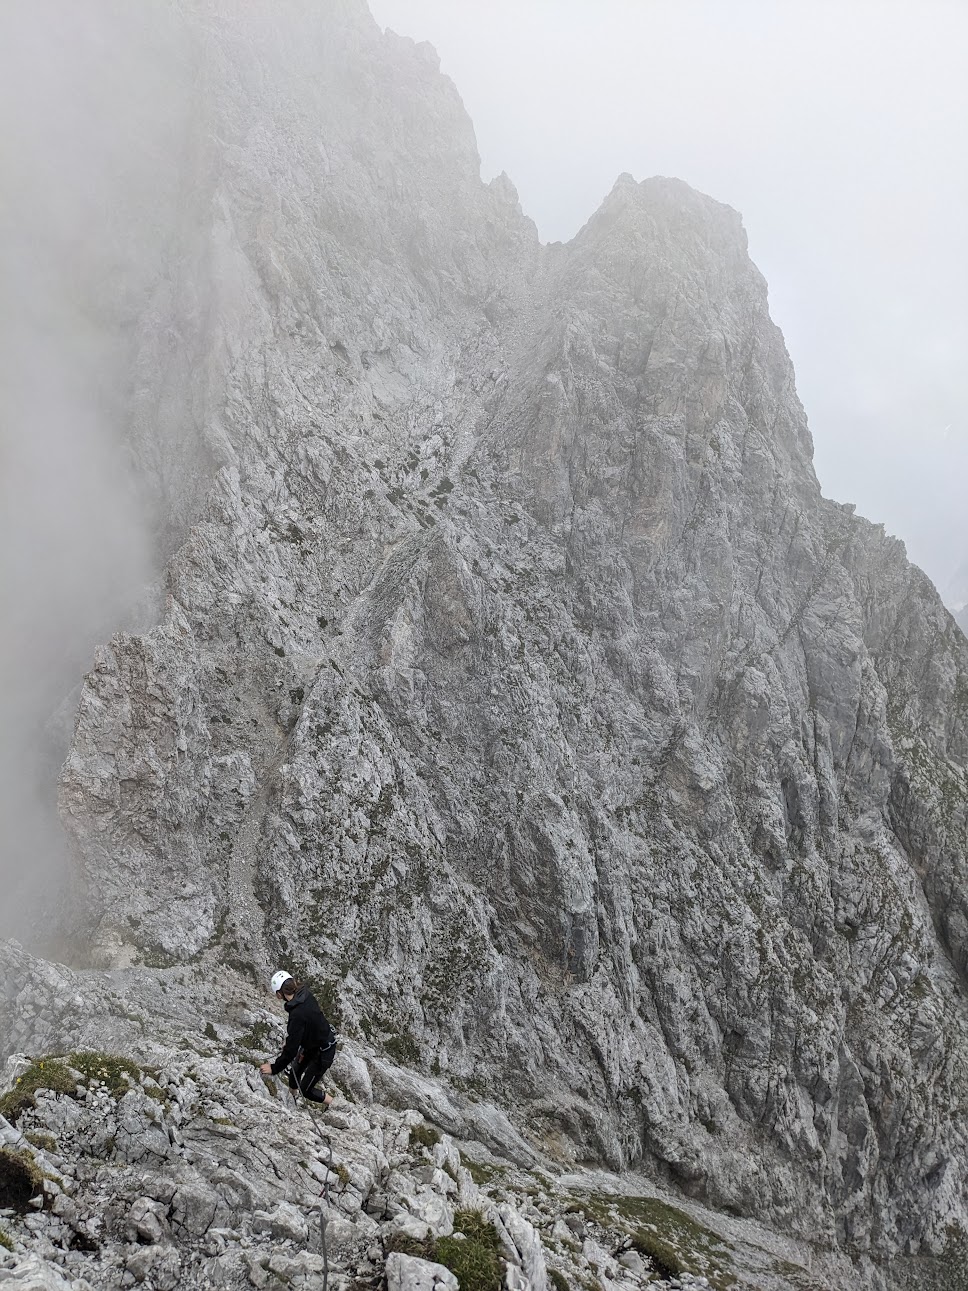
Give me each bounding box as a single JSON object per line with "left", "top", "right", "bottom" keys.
{"left": 289, "top": 1042, "right": 336, "bottom": 1102}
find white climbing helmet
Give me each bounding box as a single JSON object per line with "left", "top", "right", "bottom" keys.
{"left": 270, "top": 969, "right": 291, "bottom": 994}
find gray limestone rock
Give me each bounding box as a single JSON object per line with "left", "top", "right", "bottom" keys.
{"left": 250, "top": 1202, "right": 308, "bottom": 1245}
{"left": 385, "top": 1252, "right": 459, "bottom": 1291}
{"left": 494, "top": 1203, "right": 549, "bottom": 1291}
{"left": 0, "top": 1259, "right": 91, "bottom": 1290}
{"left": 332, "top": 1048, "right": 374, "bottom": 1106}
{"left": 123, "top": 1198, "right": 168, "bottom": 1246}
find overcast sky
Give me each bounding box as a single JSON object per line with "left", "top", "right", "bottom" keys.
{"left": 370, "top": 0, "right": 968, "bottom": 609}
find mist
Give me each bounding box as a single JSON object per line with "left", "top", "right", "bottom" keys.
{"left": 370, "top": 0, "right": 968, "bottom": 609}
{"left": 0, "top": 1, "right": 193, "bottom": 940}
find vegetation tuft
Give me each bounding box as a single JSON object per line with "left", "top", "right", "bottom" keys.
{"left": 384, "top": 1032, "right": 419, "bottom": 1066}
{"left": 0, "top": 1059, "right": 76, "bottom": 1124}
{"left": 0, "top": 1148, "right": 44, "bottom": 1213}
{"left": 460, "top": 1154, "right": 504, "bottom": 1186}
{"left": 409, "top": 1122, "right": 441, "bottom": 1150}
{"left": 612, "top": 1196, "right": 735, "bottom": 1290}
{"left": 23, "top": 1132, "right": 57, "bottom": 1153}
{"left": 237, "top": 1021, "right": 272, "bottom": 1052}
{"left": 310, "top": 978, "right": 344, "bottom": 1029}
{"left": 386, "top": 1209, "right": 503, "bottom": 1291}
{"left": 437, "top": 1211, "right": 504, "bottom": 1291}
{"left": 66, "top": 1052, "right": 142, "bottom": 1098}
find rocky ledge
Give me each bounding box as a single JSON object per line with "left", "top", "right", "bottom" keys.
{"left": 0, "top": 1038, "right": 854, "bottom": 1291}
{"left": 2, "top": 944, "right": 964, "bottom": 1291}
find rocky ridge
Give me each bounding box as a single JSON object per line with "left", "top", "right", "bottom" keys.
{"left": 5, "top": 0, "right": 968, "bottom": 1287}
{"left": 0, "top": 941, "right": 889, "bottom": 1291}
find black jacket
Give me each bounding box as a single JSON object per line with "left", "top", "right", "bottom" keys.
{"left": 269, "top": 986, "right": 336, "bottom": 1075}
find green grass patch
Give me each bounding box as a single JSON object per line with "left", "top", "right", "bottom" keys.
{"left": 237, "top": 1020, "right": 272, "bottom": 1051}
{"left": 769, "top": 1259, "right": 831, "bottom": 1290}
{"left": 567, "top": 1195, "right": 616, "bottom": 1228}
{"left": 0, "top": 1225, "right": 13, "bottom": 1251}
{"left": 384, "top": 1032, "right": 419, "bottom": 1066}
{"left": 225, "top": 957, "right": 260, "bottom": 985}
{"left": 0, "top": 1148, "right": 44, "bottom": 1213}
{"left": 67, "top": 1052, "right": 141, "bottom": 1098}
{"left": 386, "top": 1209, "right": 502, "bottom": 1291}
{"left": 0, "top": 1059, "right": 76, "bottom": 1124}
{"left": 612, "top": 1196, "right": 735, "bottom": 1289}
{"left": 460, "top": 1155, "right": 504, "bottom": 1186}
{"left": 307, "top": 977, "right": 344, "bottom": 1029}
{"left": 548, "top": 1271, "right": 570, "bottom": 1291}
{"left": 409, "top": 1122, "right": 441, "bottom": 1150}
{"left": 141, "top": 944, "right": 181, "bottom": 968}
{"left": 23, "top": 1132, "right": 57, "bottom": 1153}
{"left": 437, "top": 1211, "right": 503, "bottom": 1291}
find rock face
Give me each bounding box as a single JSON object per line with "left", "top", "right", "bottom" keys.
{"left": 39, "top": 0, "right": 968, "bottom": 1281}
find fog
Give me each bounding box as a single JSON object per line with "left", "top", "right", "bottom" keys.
{"left": 0, "top": 1, "right": 189, "bottom": 940}
{"left": 371, "top": 0, "right": 968, "bottom": 608}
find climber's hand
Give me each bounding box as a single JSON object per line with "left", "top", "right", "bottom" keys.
{"left": 259, "top": 1063, "right": 272, "bottom": 1075}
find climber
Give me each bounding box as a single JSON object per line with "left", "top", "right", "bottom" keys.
{"left": 259, "top": 970, "right": 337, "bottom": 1106}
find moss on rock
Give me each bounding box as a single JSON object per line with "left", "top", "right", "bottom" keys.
{"left": 0, "top": 1059, "right": 76, "bottom": 1124}
{"left": 0, "top": 1148, "right": 44, "bottom": 1213}
{"left": 617, "top": 1196, "right": 736, "bottom": 1289}
{"left": 409, "top": 1122, "right": 441, "bottom": 1151}
{"left": 385, "top": 1208, "right": 503, "bottom": 1291}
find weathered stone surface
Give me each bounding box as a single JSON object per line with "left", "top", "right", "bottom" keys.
{"left": 124, "top": 1198, "right": 168, "bottom": 1246}
{"left": 0, "top": 1257, "right": 91, "bottom": 1289}
{"left": 332, "top": 1048, "right": 374, "bottom": 1106}
{"left": 251, "top": 1201, "right": 308, "bottom": 1245}
{"left": 386, "top": 1252, "right": 458, "bottom": 1291}
{"left": 494, "top": 1203, "right": 549, "bottom": 1291}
